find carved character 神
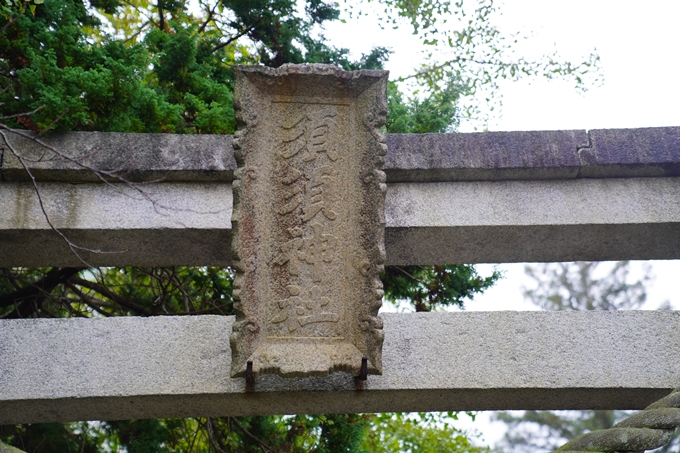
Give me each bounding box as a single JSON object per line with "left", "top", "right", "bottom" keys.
{"left": 298, "top": 222, "right": 337, "bottom": 282}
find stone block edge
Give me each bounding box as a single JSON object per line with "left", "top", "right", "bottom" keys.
{"left": 2, "top": 127, "right": 679, "bottom": 183}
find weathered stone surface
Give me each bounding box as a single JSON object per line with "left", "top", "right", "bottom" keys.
{"left": 384, "top": 130, "right": 586, "bottom": 181}
{"left": 230, "top": 64, "right": 388, "bottom": 378}
{"left": 2, "top": 176, "right": 680, "bottom": 267}
{"left": 384, "top": 177, "right": 680, "bottom": 264}
{"left": 0, "top": 181, "right": 231, "bottom": 266}
{"left": 0, "top": 228, "right": 231, "bottom": 267}
{"left": 580, "top": 126, "right": 680, "bottom": 178}
{"left": 2, "top": 311, "right": 679, "bottom": 424}
{"left": 3, "top": 127, "right": 680, "bottom": 183}
{"left": 1, "top": 130, "right": 234, "bottom": 182}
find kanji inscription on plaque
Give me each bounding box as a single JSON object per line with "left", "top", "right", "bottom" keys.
{"left": 230, "top": 64, "right": 388, "bottom": 378}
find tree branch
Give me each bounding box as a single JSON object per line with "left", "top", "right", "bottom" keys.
{"left": 212, "top": 25, "right": 256, "bottom": 54}
{"left": 0, "top": 268, "right": 81, "bottom": 309}
{"left": 124, "top": 20, "right": 150, "bottom": 43}
{"left": 37, "top": 107, "right": 68, "bottom": 137}
{"left": 389, "top": 265, "right": 427, "bottom": 285}
{"left": 0, "top": 105, "right": 44, "bottom": 121}
{"left": 198, "top": 1, "right": 219, "bottom": 33}
{"left": 0, "top": 267, "right": 81, "bottom": 318}
{"left": 0, "top": 4, "right": 24, "bottom": 35}
{"left": 1, "top": 125, "right": 219, "bottom": 216}
{"left": 0, "top": 129, "right": 115, "bottom": 266}
{"left": 69, "top": 276, "right": 154, "bottom": 316}
{"left": 228, "top": 417, "right": 277, "bottom": 453}
{"left": 158, "top": 0, "right": 165, "bottom": 31}
{"left": 65, "top": 282, "right": 113, "bottom": 317}
{"left": 202, "top": 418, "right": 228, "bottom": 453}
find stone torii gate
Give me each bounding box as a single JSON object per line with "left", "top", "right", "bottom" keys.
{"left": 1, "top": 65, "right": 680, "bottom": 439}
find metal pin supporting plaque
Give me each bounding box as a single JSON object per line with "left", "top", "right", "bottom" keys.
{"left": 230, "top": 64, "right": 388, "bottom": 378}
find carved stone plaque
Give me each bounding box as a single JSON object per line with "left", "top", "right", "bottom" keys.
{"left": 230, "top": 64, "right": 388, "bottom": 378}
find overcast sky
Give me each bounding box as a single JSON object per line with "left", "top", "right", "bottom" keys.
{"left": 323, "top": 0, "right": 680, "bottom": 131}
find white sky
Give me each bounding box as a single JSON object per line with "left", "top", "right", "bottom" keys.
{"left": 322, "top": 0, "right": 680, "bottom": 447}
{"left": 324, "top": 0, "right": 680, "bottom": 130}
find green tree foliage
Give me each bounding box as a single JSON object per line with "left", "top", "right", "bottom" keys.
{"left": 1, "top": 0, "right": 181, "bottom": 132}
{"left": 2, "top": 416, "right": 347, "bottom": 453}
{"left": 383, "top": 263, "right": 499, "bottom": 312}
{"left": 0, "top": 422, "right": 106, "bottom": 452}
{"left": 363, "top": 413, "right": 490, "bottom": 453}
{"left": 493, "top": 261, "right": 679, "bottom": 453}
{"left": 0, "top": 0, "right": 599, "bottom": 133}
{"left": 0, "top": 0, "right": 389, "bottom": 133}
{"left": 1, "top": 414, "right": 494, "bottom": 452}
{"left": 387, "top": 78, "right": 465, "bottom": 133}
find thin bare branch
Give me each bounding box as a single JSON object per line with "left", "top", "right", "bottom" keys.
{"left": 0, "top": 105, "right": 44, "bottom": 120}
{"left": 229, "top": 417, "right": 277, "bottom": 453}
{"left": 124, "top": 20, "right": 150, "bottom": 43}
{"left": 0, "top": 267, "right": 81, "bottom": 309}
{"left": 203, "top": 418, "right": 228, "bottom": 453}
{"left": 390, "top": 265, "right": 427, "bottom": 286}
{"left": 36, "top": 107, "right": 68, "bottom": 137}
{"left": 65, "top": 282, "right": 113, "bottom": 317}
{"left": 198, "top": 1, "right": 219, "bottom": 33}
{"left": 58, "top": 293, "right": 89, "bottom": 318}
{"left": 0, "top": 5, "right": 24, "bottom": 35}
{"left": 0, "top": 130, "right": 126, "bottom": 265}
{"left": 1, "top": 268, "right": 22, "bottom": 291}
{"left": 0, "top": 267, "right": 81, "bottom": 318}
{"left": 69, "top": 276, "right": 154, "bottom": 316}
{"left": 212, "top": 25, "right": 256, "bottom": 54}
{"left": 1, "top": 124, "right": 222, "bottom": 216}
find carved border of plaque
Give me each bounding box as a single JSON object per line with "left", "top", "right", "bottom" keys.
{"left": 230, "top": 64, "right": 388, "bottom": 378}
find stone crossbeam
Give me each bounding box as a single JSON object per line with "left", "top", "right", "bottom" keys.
{"left": 1, "top": 127, "right": 679, "bottom": 266}
{"left": 1, "top": 311, "right": 679, "bottom": 424}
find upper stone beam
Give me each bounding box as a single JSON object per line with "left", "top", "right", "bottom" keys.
{"left": 2, "top": 127, "right": 679, "bottom": 183}
{"left": 0, "top": 131, "right": 236, "bottom": 182}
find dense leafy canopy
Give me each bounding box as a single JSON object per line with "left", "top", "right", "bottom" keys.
{"left": 363, "top": 413, "right": 487, "bottom": 453}
{"left": 0, "top": 0, "right": 391, "bottom": 132}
